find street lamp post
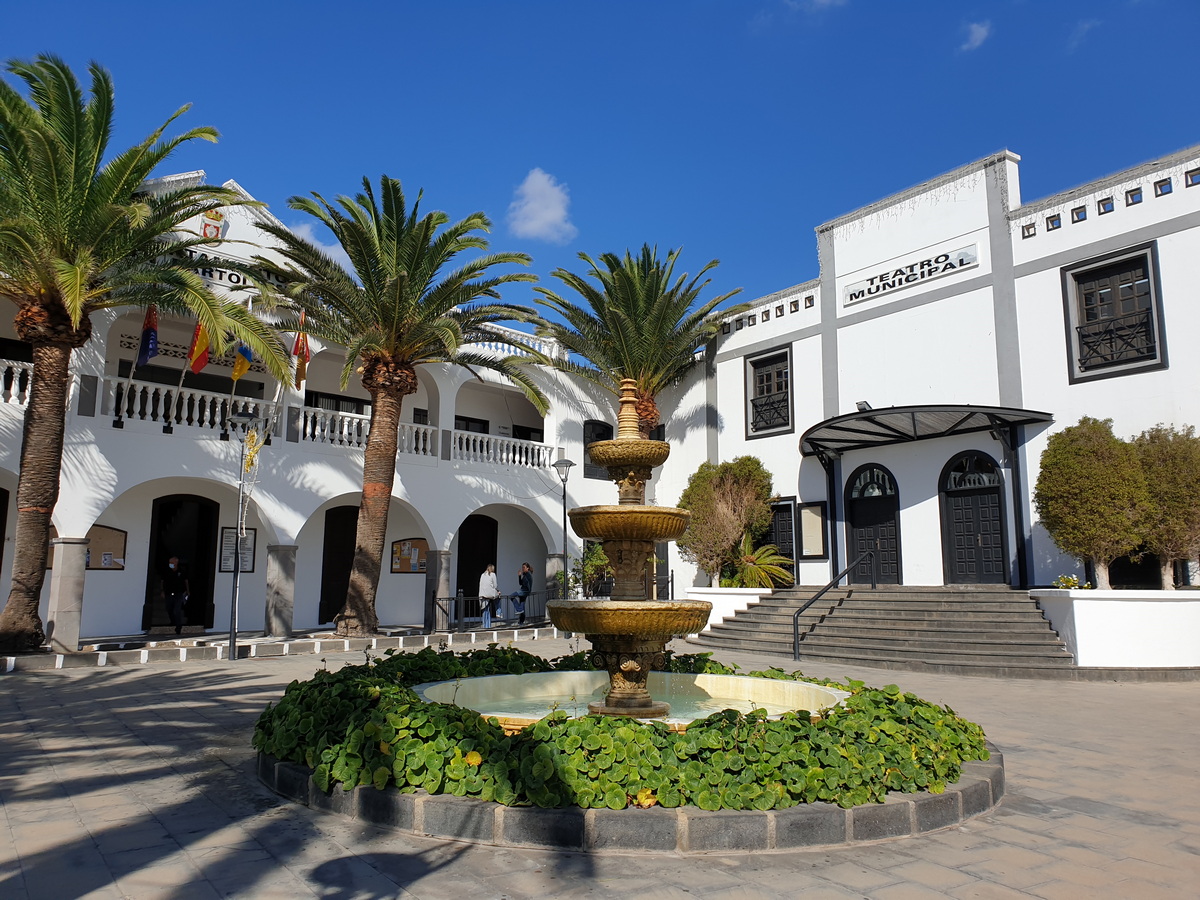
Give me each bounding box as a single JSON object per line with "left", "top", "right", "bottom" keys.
{"left": 228, "top": 410, "right": 264, "bottom": 659}
{"left": 551, "top": 458, "right": 576, "bottom": 599}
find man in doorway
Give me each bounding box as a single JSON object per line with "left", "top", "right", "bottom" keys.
{"left": 162, "top": 557, "right": 190, "bottom": 636}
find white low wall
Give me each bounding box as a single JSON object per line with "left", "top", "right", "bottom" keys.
{"left": 684, "top": 587, "right": 769, "bottom": 635}
{"left": 1032, "top": 589, "right": 1200, "bottom": 667}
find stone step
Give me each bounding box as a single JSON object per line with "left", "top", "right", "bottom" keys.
{"left": 691, "top": 585, "right": 1075, "bottom": 675}
{"left": 705, "top": 624, "right": 1065, "bottom": 643}
{"left": 703, "top": 627, "right": 1071, "bottom": 658}
{"left": 748, "top": 602, "right": 1051, "bottom": 619}
{"left": 689, "top": 632, "right": 1075, "bottom": 668}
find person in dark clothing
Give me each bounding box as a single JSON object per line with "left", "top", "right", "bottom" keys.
{"left": 162, "top": 557, "right": 190, "bottom": 635}
{"left": 510, "top": 562, "right": 533, "bottom": 625}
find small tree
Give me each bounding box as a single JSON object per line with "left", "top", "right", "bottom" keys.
{"left": 1034, "top": 417, "right": 1148, "bottom": 589}
{"left": 1134, "top": 424, "right": 1200, "bottom": 590}
{"left": 677, "top": 457, "right": 774, "bottom": 585}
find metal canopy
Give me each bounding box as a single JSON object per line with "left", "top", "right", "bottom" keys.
{"left": 800, "top": 404, "right": 1053, "bottom": 460}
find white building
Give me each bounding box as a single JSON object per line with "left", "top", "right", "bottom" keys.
{"left": 3, "top": 144, "right": 1199, "bottom": 644}
{"left": 682, "top": 143, "right": 1200, "bottom": 593}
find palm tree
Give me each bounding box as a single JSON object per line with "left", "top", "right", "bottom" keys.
{"left": 253, "top": 176, "right": 548, "bottom": 636}
{"left": 726, "top": 534, "right": 794, "bottom": 589}
{"left": 533, "top": 245, "right": 746, "bottom": 437}
{"left": 0, "top": 56, "right": 290, "bottom": 653}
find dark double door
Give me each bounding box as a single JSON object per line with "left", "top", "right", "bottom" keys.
{"left": 942, "top": 488, "right": 1006, "bottom": 584}
{"left": 847, "top": 495, "right": 900, "bottom": 584}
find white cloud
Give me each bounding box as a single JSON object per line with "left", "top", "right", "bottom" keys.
{"left": 960, "top": 21, "right": 991, "bottom": 52}
{"left": 289, "top": 221, "right": 355, "bottom": 274}
{"left": 1068, "top": 19, "right": 1101, "bottom": 52}
{"left": 783, "top": 0, "right": 847, "bottom": 9}
{"left": 507, "top": 168, "right": 579, "bottom": 244}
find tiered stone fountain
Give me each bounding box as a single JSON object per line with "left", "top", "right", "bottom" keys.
{"left": 547, "top": 379, "right": 712, "bottom": 717}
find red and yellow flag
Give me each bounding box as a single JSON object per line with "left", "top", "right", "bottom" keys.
{"left": 187, "top": 322, "right": 210, "bottom": 374}
{"left": 291, "top": 312, "right": 310, "bottom": 390}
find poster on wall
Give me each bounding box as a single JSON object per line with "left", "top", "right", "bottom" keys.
{"left": 391, "top": 538, "right": 429, "bottom": 574}
{"left": 219, "top": 527, "right": 256, "bottom": 573}
{"left": 85, "top": 525, "right": 127, "bottom": 570}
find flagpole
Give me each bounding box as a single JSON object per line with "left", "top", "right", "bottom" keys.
{"left": 221, "top": 379, "right": 238, "bottom": 442}
{"left": 114, "top": 306, "right": 157, "bottom": 429}
{"left": 164, "top": 355, "right": 191, "bottom": 435}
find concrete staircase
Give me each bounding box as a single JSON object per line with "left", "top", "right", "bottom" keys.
{"left": 688, "top": 585, "right": 1077, "bottom": 677}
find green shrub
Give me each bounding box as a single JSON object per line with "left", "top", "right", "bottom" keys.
{"left": 253, "top": 646, "right": 988, "bottom": 810}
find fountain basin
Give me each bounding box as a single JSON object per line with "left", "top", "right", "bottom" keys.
{"left": 568, "top": 505, "right": 690, "bottom": 542}
{"left": 413, "top": 670, "right": 851, "bottom": 732}
{"left": 586, "top": 438, "right": 671, "bottom": 470}
{"left": 546, "top": 599, "right": 711, "bottom": 637}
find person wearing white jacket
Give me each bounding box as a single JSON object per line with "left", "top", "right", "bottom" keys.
{"left": 478, "top": 564, "right": 500, "bottom": 629}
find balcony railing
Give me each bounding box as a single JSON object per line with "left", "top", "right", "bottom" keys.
{"left": 2, "top": 359, "right": 33, "bottom": 405}
{"left": 750, "top": 391, "right": 790, "bottom": 432}
{"left": 451, "top": 430, "right": 551, "bottom": 469}
{"left": 297, "top": 406, "right": 437, "bottom": 458}
{"left": 102, "top": 376, "right": 273, "bottom": 435}
{"left": 1076, "top": 310, "right": 1156, "bottom": 370}
{"left": 467, "top": 324, "right": 567, "bottom": 361}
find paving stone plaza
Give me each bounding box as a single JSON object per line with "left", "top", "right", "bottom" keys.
{"left": 2, "top": 635, "right": 1198, "bottom": 899}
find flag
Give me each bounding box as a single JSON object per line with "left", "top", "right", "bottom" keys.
{"left": 231, "top": 343, "right": 253, "bottom": 382}
{"left": 291, "top": 313, "right": 310, "bottom": 390}
{"left": 135, "top": 305, "right": 158, "bottom": 368}
{"left": 187, "top": 322, "right": 210, "bottom": 374}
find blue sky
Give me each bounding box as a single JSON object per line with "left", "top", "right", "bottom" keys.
{"left": 5, "top": 1, "right": 1198, "bottom": 310}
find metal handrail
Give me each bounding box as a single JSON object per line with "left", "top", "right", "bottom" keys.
{"left": 432, "top": 589, "right": 553, "bottom": 632}
{"left": 792, "top": 550, "right": 876, "bottom": 661}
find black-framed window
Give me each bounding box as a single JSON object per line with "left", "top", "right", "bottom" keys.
{"left": 513, "top": 424, "right": 544, "bottom": 442}
{"left": 305, "top": 389, "right": 368, "bottom": 415}
{"left": 583, "top": 419, "right": 614, "bottom": 479}
{"left": 745, "top": 347, "right": 792, "bottom": 438}
{"left": 412, "top": 407, "right": 429, "bottom": 425}
{"left": 454, "top": 415, "right": 488, "bottom": 434}
{"left": 1061, "top": 243, "right": 1167, "bottom": 382}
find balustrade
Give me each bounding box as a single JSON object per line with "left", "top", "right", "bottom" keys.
{"left": 451, "top": 430, "right": 550, "bottom": 469}
{"left": 297, "top": 407, "right": 438, "bottom": 457}
{"left": 102, "top": 376, "right": 273, "bottom": 435}
{"left": 1, "top": 360, "right": 33, "bottom": 405}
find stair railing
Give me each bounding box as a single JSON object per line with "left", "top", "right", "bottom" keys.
{"left": 793, "top": 550, "right": 875, "bottom": 661}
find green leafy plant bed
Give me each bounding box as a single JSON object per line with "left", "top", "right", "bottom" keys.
{"left": 253, "top": 646, "right": 989, "bottom": 811}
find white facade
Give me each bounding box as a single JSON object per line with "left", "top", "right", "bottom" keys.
{"left": 671, "top": 144, "right": 1200, "bottom": 593}
{"left": 4, "top": 144, "right": 1200, "bottom": 640}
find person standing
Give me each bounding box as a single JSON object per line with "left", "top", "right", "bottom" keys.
{"left": 510, "top": 561, "right": 533, "bottom": 626}
{"left": 162, "top": 556, "right": 190, "bottom": 636}
{"left": 478, "top": 563, "right": 500, "bottom": 629}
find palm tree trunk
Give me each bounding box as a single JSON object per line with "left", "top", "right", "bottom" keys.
{"left": 0, "top": 344, "right": 73, "bottom": 653}
{"left": 337, "top": 389, "right": 403, "bottom": 636}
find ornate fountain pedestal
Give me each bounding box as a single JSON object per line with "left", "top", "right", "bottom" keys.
{"left": 547, "top": 379, "right": 711, "bottom": 718}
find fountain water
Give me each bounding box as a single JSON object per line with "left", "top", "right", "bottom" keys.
{"left": 547, "top": 379, "right": 713, "bottom": 718}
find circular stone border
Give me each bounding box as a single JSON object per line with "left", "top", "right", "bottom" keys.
{"left": 257, "top": 743, "right": 1003, "bottom": 853}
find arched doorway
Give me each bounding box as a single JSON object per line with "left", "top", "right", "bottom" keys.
{"left": 144, "top": 494, "right": 219, "bottom": 630}
{"left": 845, "top": 464, "right": 900, "bottom": 584}
{"left": 939, "top": 451, "right": 1008, "bottom": 584}
{"left": 456, "top": 514, "right": 498, "bottom": 597}
{"left": 319, "top": 505, "right": 358, "bottom": 623}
